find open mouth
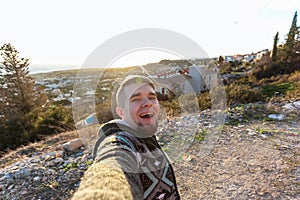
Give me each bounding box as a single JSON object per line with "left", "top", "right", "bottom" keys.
{"left": 139, "top": 113, "right": 154, "bottom": 119}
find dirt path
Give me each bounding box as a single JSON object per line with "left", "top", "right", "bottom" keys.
{"left": 0, "top": 119, "right": 299, "bottom": 199}
{"left": 176, "top": 120, "right": 300, "bottom": 199}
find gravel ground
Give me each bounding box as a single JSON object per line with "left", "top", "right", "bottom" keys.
{"left": 176, "top": 120, "right": 300, "bottom": 199}
{"left": 0, "top": 104, "right": 299, "bottom": 200}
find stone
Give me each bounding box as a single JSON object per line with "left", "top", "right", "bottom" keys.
{"left": 33, "top": 176, "right": 41, "bottom": 182}
{"left": 57, "top": 150, "right": 65, "bottom": 157}
{"left": 3, "top": 173, "right": 14, "bottom": 185}
{"left": 56, "top": 144, "right": 64, "bottom": 150}
{"left": 16, "top": 168, "right": 31, "bottom": 177}
{"left": 0, "top": 101, "right": 299, "bottom": 200}
{"left": 63, "top": 139, "right": 83, "bottom": 151}
{"left": 53, "top": 157, "right": 65, "bottom": 165}
{"left": 7, "top": 184, "right": 14, "bottom": 190}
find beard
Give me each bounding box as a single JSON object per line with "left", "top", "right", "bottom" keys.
{"left": 136, "top": 120, "right": 158, "bottom": 138}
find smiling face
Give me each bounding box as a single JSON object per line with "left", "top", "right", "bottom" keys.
{"left": 116, "top": 83, "right": 160, "bottom": 137}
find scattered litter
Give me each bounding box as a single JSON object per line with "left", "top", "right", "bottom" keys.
{"left": 268, "top": 114, "right": 285, "bottom": 120}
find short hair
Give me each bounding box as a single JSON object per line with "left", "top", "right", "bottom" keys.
{"left": 116, "top": 75, "right": 155, "bottom": 107}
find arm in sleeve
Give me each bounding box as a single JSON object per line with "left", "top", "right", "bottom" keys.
{"left": 72, "top": 134, "right": 143, "bottom": 200}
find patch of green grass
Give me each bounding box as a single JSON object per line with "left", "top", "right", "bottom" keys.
{"left": 261, "top": 82, "right": 296, "bottom": 97}
{"left": 263, "top": 117, "right": 277, "bottom": 122}
{"left": 257, "top": 128, "right": 278, "bottom": 135}
{"left": 63, "top": 162, "right": 78, "bottom": 171}
{"left": 43, "top": 181, "right": 60, "bottom": 190}
{"left": 225, "top": 119, "right": 240, "bottom": 126}
{"left": 195, "top": 130, "right": 207, "bottom": 142}
{"left": 286, "top": 113, "right": 297, "bottom": 121}
{"left": 253, "top": 114, "right": 263, "bottom": 119}
{"left": 85, "top": 160, "right": 93, "bottom": 166}
{"left": 258, "top": 128, "right": 268, "bottom": 134}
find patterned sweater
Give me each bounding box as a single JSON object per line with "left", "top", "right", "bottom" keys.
{"left": 72, "top": 120, "right": 180, "bottom": 200}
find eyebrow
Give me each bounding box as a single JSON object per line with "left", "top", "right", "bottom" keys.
{"left": 129, "top": 92, "right": 157, "bottom": 99}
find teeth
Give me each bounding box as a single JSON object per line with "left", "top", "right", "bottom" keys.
{"left": 140, "top": 113, "right": 153, "bottom": 118}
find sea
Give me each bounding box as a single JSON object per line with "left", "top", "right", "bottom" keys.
{"left": 29, "top": 64, "right": 80, "bottom": 74}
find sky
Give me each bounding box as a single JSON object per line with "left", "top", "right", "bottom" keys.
{"left": 1, "top": 0, "right": 300, "bottom": 73}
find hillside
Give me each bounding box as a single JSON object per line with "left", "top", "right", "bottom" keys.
{"left": 0, "top": 101, "right": 299, "bottom": 199}
{"left": 1, "top": 58, "right": 300, "bottom": 199}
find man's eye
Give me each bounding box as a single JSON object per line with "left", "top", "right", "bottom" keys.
{"left": 130, "top": 98, "right": 140, "bottom": 102}
{"left": 149, "top": 96, "right": 157, "bottom": 100}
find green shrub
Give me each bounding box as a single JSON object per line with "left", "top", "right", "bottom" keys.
{"left": 219, "top": 62, "right": 232, "bottom": 74}
{"left": 96, "top": 107, "right": 114, "bottom": 123}
{"left": 159, "top": 98, "right": 181, "bottom": 117}
{"left": 261, "top": 82, "right": 296, "bottom": 98}
{"left": 195, "top": 130, "right": 207, "bottom": 142}
{"left": 35, "top": 105, "right": 75, "bottom": 135}
{"left": 286, "top": 81, "right": 300, "bottom": 100}
{"left": 288, "top": 70, "right": 300, "bottom": 83}
{"left": 198, "top": 91, "right": 212, "bottom": 110}
{"left": 226, "top": 83, "right": 265, "bottom": 105}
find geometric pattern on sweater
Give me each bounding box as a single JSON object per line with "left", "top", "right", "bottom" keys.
{"left": 94, "top": 120, "right": 180, "bottom": 200}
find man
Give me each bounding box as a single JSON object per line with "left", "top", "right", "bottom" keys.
{"left": 72, "top": 75, "right": 180, "bottom": 200}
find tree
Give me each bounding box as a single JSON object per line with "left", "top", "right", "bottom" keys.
{"left": 284, "top": 11, "right": 299, "bottom": 60}
{"left": 218, "top": 56, "right": 225, "bottom": 64}
{"left": 0, "top": 43, "right": 47, "bottom": 150}
{"left": 271, "top": 32, "right": 279, "bottom": 62}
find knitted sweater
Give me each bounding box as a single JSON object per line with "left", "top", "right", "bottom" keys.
{"left": 72, "top": 120, "right": 180, "bottom": 200}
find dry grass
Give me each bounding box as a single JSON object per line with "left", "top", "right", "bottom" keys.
{"left": 0, "top": 131, "right": 78, "bottom": 168}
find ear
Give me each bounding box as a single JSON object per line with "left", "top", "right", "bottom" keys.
{"left": 116, "top": 106, "right": 124, "bottom": 119}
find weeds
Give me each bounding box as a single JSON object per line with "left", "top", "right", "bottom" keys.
{"left": 63, "top": 162, "right": 78, "bottom": 171}
{"left": 261, "top": 82, "right": 296, "bottom": 98}
{"left": 195, "top": 130, "right": 207, "bottom": 142}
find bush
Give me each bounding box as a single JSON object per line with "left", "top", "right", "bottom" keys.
{"left": 35, "top": 105, "right": 75, "bottom": 135}
{"left": 286, "top": 87, "right": 300, "bottom": 100}
{"left": 252, "top": 62, "right": 285, "bottom": 79}
{"left": 288, "top": 70, "right": 300, "bottom": 83}
{"left": 226, "top": 83, "right": 265, "bottom": 105}
{"left": 219, "top": 62, "right": 232, "bottom": 74}
{"left": 198, "top": 91, "right": 212, "bottom": 110}
{"left": 96, "top": 107, "right": 114, "bottom": 123}
{"left": 261, "top": 82, "right": 296, "bottom": 98}
{"left": 159, "top": 98, "right": 181, "bottom": 117}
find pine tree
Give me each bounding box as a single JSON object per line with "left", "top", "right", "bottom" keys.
{"left": 284, "top": 11, "right": 299, "bottom": 60}
{"left": 0, "top": 43, "right": 47, "bottom": 150}
{"left": 271, "top": 32, "right": 279, "bottom": 62}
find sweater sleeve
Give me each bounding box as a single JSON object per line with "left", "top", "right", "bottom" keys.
{"left": 72, "top": 134, "right": 143, "bottom": 200}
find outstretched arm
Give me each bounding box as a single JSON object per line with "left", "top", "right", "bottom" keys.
{"left": 72, "top": 135, "right": 143, "bottom": 200}
{"left": 71, "top": 162, "right": 142, "bottom": 200}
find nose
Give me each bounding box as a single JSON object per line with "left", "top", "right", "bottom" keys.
{"left": 142, "top": 98, "right": 153, "bottom": 107}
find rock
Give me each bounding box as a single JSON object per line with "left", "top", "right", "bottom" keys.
{"left": 246, "top": 128, "right": 256, "bottom": 136}
{"left": 33, "top": 176, "right": 41, "bottom": 182}
{"left": 53, "top": 157, "right": 65, "bottom": 165}
{"left": 3, "top": 173, "right": 14, "bottom": 185}
{"left": 0, "top": 102, "right": 299, "bottom": 200}
{"left": 7, "top": 184, "right": 14, "bottom": 190}
{"left": 16, "top": 168, "right": 31, "bottom": 177}
{"left": 282, "top": 100, "right": 300, "bottom": 110}
{"left": 0, "top": 184, "right": 4, "bottom": 191}
{"left": 56, "top": 144, "right": 64, "bottom": 150}
{"left": 45, "top": 169, "right": 56, "bottom": 175}
{"left": 43, "top": 154, "right": 52, "bottom": 161}
{"left": 63, "top": 139, "right": 83, "bottom": 151}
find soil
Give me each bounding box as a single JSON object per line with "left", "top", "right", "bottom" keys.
{"left": 0, "top": 116, "right": 299, "bottom": 199}
{"left": 176, "top": 119, "right": 300, "bottom": 200}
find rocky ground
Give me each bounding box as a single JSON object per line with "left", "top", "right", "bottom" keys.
{"left": 0, "top": 101, "right": 299, "bottom": 200}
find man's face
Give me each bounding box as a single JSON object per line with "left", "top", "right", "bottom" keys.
{"left": 116, "top": 83, "right": 160, "bottom": 137}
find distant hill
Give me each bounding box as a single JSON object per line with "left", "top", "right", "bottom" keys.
{"left": 31, "top": 68, "right": 103, "bottom": 80}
